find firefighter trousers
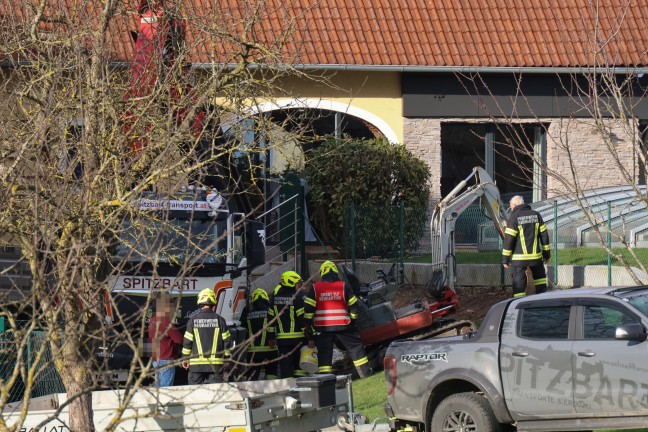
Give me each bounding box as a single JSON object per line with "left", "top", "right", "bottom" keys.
{"left": 277, "top": 340, "right": 306, "bottom": 378}
{"left": 512, "top": 264, "right": 547, "bottom": 297}
{"left": 246, "top": 350, "right": 279, "bottom": 380}
{"left": 188, "top": 370, "right": 224, "bottom": 385}
{"left": 315, "top": 327, "right": 372, "bottom": 378}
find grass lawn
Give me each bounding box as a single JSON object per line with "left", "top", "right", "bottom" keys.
{"left": 405, "top": 247, "right": 648, "bottom": 267}
{"left": 351, "top": 373, "right": 389, "bottom": 424}
{"left": 352, "top": 373, "right": 648, "bottom": 431}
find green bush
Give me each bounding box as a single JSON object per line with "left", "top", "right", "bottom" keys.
{"left": 305, "top": 138, "right": 430, "bottom": 255}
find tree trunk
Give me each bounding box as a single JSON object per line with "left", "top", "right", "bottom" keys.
{"left": 54, "top": 274, "right": 100, "bottom": 432}
{"left": 65, "top": 380, "right": 95, "bottom": 432}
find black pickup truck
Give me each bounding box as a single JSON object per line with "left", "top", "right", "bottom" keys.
{"left": 384, "top": 286, "right": 648, "bottom": 432}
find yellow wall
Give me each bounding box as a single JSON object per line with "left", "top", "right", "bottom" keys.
{"left": 274, "top": 71, "right": 403, "bottom": 144}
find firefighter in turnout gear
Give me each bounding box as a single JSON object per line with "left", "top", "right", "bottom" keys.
{"left": 303, "top": 261, "right": 372, "bottom": 378}
{"left": 240, "top": 288, "right": 279, "bottom": 380}
{"left": 502, "top": 195, "right": 551, "bottom": 297}
{"left": 270, "top": 271, "right": 308, "bottom": 378}
{"left": 181, "top": 288, "right": 232, "bottom": 384}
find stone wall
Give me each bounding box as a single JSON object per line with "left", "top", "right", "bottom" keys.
{"left": 403, "top": 117, "right": 641, "bottom": 252}
{"left": 404, "top": 117, "right": 640, "bottom": 201}
{"left": 346, "top": 261, "right": 648, "bottom": 289}
{"left": 403, "top": 118, "right": 442, "bottom": 202}
{"left": 403, "top": 118, "right": 443, "bottom": 251}
{"left": 546, "top": 118, "right": 640, "bottom": 196}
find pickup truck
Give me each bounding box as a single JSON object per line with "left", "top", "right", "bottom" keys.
{"left": 383, "top": 286, "right": 648, "bottom": 432}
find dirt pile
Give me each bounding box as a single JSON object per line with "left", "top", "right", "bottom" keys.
{"left": 392, "top": 284, "right": 512, "bottom": 324}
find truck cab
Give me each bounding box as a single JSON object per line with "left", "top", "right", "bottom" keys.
{"left": 100, "top": 187, "right": 265, "bottom": 383}
{"left": 107, "top": 188, "right": 260, "bottom": 327}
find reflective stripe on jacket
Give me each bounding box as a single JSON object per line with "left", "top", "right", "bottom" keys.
{"left": 312, "top": 281, "right": 351, "bottom": 326}
{"left": 182, "top": 309, "right": 231, "bottom": 369}
{"left": 502, "top": 204, "right": 551, "bottom": 267}
{"left": 271, "top": 285, "right": 305, "bottom": 340}
{"left": 245, "top": 305, "right": 277, "bottom": 352}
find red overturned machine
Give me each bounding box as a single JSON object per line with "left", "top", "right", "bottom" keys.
{"left": 342, "top": 264, "right": 473, "bottom": 370}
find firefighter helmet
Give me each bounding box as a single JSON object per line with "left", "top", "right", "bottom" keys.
{"left": 320, "top": 260, "right": 338, "bottom": 277}
{"left": 281, "top": 271, "right": 302, "bottom": 288}
{"left": 251, "top": 288, "right": 269, "bottom": 303}
{"left": 197, "top": 288, "right": 216, "bottom": 306}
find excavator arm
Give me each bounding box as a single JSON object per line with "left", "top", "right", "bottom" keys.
{"left": 430, "top": 167, "right": 508, "bottom": 290}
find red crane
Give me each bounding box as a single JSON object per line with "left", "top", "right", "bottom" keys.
{"left": 123, "top": 0, "right": 202, "bottom": 153}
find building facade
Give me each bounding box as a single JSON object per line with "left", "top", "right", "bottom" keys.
{"left": 4, "top": 0, "right": 648, "bottom": 204}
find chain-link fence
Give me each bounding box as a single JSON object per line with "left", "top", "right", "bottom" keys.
{"left": 343, "top": 201, "right": 648, "bottom": 289}
{"left": 343, "top": 202, "right": 428, "bottom": 262}
{"left": 342, "top": 203, "right": 429, "bottom": 283}
{"left": 0, "top": 321, "right": 66, "bottom": 403}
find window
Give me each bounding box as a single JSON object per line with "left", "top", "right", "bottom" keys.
{"left": 116, "top": 218, "right": 228, "bottom": 264}
{"left": 518, "top": 306, "right": 571, "bottom": 339}
{"left": 583, "top": 305, "right": 637, "bottom": 339}
{"left": 625, "top": 290, "right": 648, "bottom": 317}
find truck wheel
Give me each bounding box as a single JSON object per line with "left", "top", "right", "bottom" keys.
{"left": 367, "top": 346, "right": 388, "bottom": 371}
{"left": 431, "top": 392, "right": 501, "bottom": 432}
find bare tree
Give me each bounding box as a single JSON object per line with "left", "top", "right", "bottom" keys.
{"left": 0, "top": 0, "right": 321, "bottom": 430}
{"left": 456, "top": 2, "right": 648, "bottom": 285}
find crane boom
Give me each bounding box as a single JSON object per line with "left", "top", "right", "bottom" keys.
{"left": 123, "top": 0, "right": 203, "bottom": 153}
{"left": 430, "top": 167, "right": 508, "bottom": 290}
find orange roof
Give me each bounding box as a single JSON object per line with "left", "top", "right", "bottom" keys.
{"left": 2, "top": 0, "right": 647, "bottom": 69}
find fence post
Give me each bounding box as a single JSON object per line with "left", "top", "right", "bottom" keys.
{"left": 351, "top": 202, "right": 356, "bottom": 272}
{"left": 607, "top": 201, "right": 612, "bottom": 286}
{"left": 298, "top": 192, "right": 307, "bottom": 277}
{"left": 553, "top": 200, "right": 558, "bottom": 285}
{"left": 399, "top": 202, "right": 405, "bottom": 284}
{"left": 499, "top": 235, "right": 504, "bottom": 287}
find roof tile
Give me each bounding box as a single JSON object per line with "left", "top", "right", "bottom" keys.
{"left": 3, "top": 0, "right": 647, "bottom": 68}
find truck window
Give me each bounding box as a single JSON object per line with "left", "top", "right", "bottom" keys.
{"left": 518, "top": 306, "right": 570, "bottom": 339}
{"left": 116, "top": 218, "right": 228, "bottom": 264}
{"left": 583, "top": 305, "right": 636, "bottom": 339}
{"left": 626, "top": 293, "right": 648, "bottom": 317}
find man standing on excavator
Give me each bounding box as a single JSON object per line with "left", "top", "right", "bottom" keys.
{"left": 502, "top": 195, "right": 551, "bottom": 297}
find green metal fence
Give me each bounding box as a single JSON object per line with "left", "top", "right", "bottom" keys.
{"left": 342, "top": 202, "right": 433, "bottom": 286}
{"left": 0, "top": 321, "right": 66, "bottom": 403}
{"left": 344, "top": 201, "right": 648, "bottom": 289}
{"left": 543, "top": 199, "right": 648, "bottom": 288}
{"left": 343, "top": 202, "right": 428, "bottom": 270}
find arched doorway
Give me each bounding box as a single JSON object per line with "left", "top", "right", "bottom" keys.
{"left": 252, "top": 99, "right": 398, "bottom": 144}
{"left": 222, "top": 101, "right": 396, "bottom": 246}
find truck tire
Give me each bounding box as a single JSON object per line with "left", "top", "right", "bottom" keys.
{"left": 431, "top": 392, "right": 501, "bottom": 432}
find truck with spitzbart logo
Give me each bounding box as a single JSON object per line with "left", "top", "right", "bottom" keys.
{"left": 383, "top": 286, "right": 648, "bottom": 432}
{"left": 107, "top": 187, "right": 263, "bottom": 327}
{"left": 98, "top": 186, "right": 266, "bottom": 383}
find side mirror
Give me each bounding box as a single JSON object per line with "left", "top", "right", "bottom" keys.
{"left": 615, "top": 323, "right": 647, "bottom": 341}
{"left": 245, "top": 220, "right": 265, "bottom": 270}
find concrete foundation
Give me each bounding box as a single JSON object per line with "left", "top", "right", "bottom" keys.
{"left": 342, "top": 261, "right": 648, "bottom": 289}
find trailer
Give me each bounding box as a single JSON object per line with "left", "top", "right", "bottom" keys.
{"left": 3, "top": 375, "right": 355, "bottom": 432}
